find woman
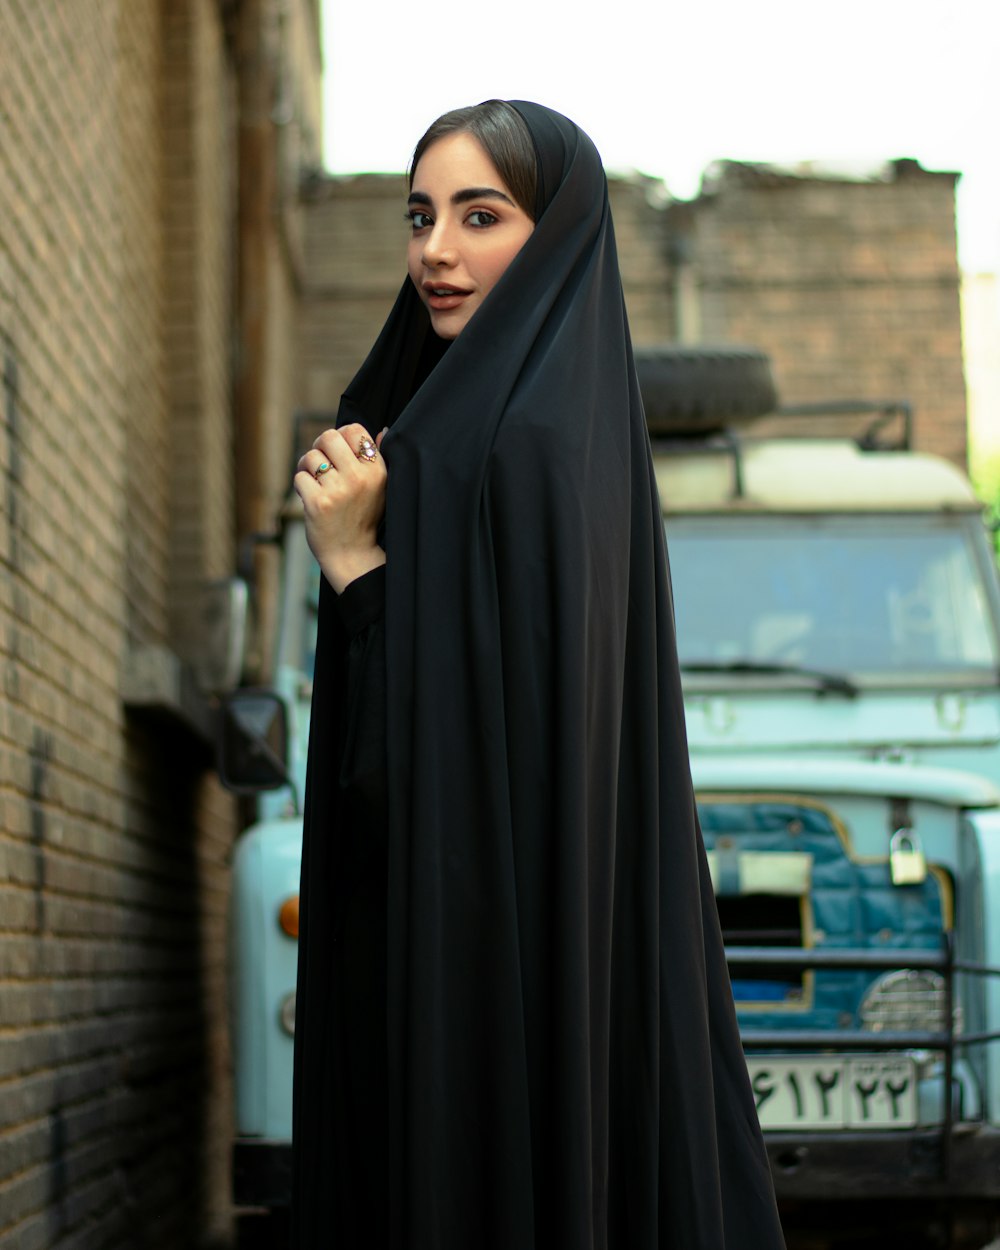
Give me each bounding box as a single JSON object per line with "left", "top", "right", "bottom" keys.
{"left": 292, "top": 100, "right": 785, "bottom": 1249}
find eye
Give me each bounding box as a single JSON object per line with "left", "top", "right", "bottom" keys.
{"left": 406, "top": 210, "right": 433, "bottom": 230}
{"left": 467, "top": 210, "right": 499, "bottom": 228}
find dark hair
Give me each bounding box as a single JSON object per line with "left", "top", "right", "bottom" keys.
{"left": 409, "top": 100, "right": 539, "bottom": 221}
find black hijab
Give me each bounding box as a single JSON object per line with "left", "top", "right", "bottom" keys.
{"left": 295, "top": 101, "right": 785, "bottom": 1249}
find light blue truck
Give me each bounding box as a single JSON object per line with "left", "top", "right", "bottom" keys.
{"left": 221, "top": 354, "right": 1000, "bottom": 1249}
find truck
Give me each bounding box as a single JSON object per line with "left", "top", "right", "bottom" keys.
{"left": 220, "top": 348, "right": 1000, "bottom": 1249}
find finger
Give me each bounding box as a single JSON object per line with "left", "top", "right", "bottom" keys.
{"left": 335, "top": 422, "right": 374, "bottom": 445}
{"left": 310, "top": 427, "right": 338, "bottom": 452}
{"left": 375, "top": 427, "right": 388, "bottom": 450}
{"left": 313, "top": 427, "right": 362, "bottom": 472}
{"left": 297, "top": 448, "right": 335, "bottom": 480}
{"left": 336, "top": 423, "right": 380, "bottom": 465}
{"left": 292, "top": 466, "right": 322, "bottom": 502}
{"left": 304, "top": 429, "right": 340, "bottom": 471}
{"left": 314, "top": 425, "right": 373, "bottom": 458}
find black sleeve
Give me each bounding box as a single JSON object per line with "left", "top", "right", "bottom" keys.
{"left": 334, "top": 564, "right": 386, "bottom": 637}
{"left": 334, "top": 565, "right": 387, "bottom": 813}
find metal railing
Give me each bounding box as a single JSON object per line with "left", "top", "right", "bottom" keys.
{"left": 726, "top": 937, "right": 1000, "bottom": 1179}
{"left": 648, "top": 399, "right": 913, "bottom": 501}
{"left": 773, "top": 398, "right": 913, "bottom": 451}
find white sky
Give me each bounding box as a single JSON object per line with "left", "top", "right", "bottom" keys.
{"left": 321, "top": 0, "right": 999, "bottom": 275}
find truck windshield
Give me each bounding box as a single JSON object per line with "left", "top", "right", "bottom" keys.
{"left": 666, "top": 514, "right": 999, "bottom": 678}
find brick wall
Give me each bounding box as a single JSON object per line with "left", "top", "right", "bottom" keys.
{"left": 668, "top": 160, "right": 967, "bottom": 464}
{"left": 162, "top": 0, "right": 239, "bottom": 666}
{"left": 298, "top": 172, "right": 679, "bottom": 414}
{"left": 299, "top": 162, "right": 967, "bottom": 467}
{"left": 298, "top": 174, "right": 408, "bottom": 411}
{"left": 0, "top": 1, "right": 318, "bottom": 1244}
{"left": 608, "top": 177, "right": 676, "bottom": 347}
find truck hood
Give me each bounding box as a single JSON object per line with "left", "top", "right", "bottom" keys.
{"left": 691, "top": 754, "right": 1000, "bottom": 808}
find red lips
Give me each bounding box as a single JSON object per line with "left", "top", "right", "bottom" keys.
{"left": 423, "top": 282, "right": 472, "bottom": 311}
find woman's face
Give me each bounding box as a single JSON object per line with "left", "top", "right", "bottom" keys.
{"left": 407, "top": 132, "right": 535, "bottom": 340}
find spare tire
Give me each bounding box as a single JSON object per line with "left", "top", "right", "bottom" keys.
{"left": 634, "top": 345, "right": 777, "bottom": 435}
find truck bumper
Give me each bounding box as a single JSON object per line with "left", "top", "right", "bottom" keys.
{"left": 230, "top": 1130, "right": 1000, "bottom": 1214}
{"left": 766, "top": 1126, "right": 1000, "bottom": 1199}
{"left": 233, "top": 1138, "right": 292, "bottom": 1209}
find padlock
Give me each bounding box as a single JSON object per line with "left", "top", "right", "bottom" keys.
{"left": 889, "top": 828, "right": 927, "bottom": 886}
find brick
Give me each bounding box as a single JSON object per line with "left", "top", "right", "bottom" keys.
{"left": 1, "top": 4, "right": 969, "bottom": 1248}
{"left": 656, "top": 162, "right": 966, "bottom": 463}
{"left": 0, "top": 0, "right": 322, "bottom": 1241}
{"left": 300, "top": 163, "right": 967, "bottom": 467}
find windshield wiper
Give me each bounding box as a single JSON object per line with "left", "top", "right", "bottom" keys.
{"left": 680, "top": 659, "right": 858, "bottom": 698}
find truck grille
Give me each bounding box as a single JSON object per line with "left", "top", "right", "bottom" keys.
{"left": 698, "top": 798, "right": 950, "bottom": 1024}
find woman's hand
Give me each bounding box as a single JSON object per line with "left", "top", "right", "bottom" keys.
{"left": 293, "top": 424, "right": 387, "bottom": 593}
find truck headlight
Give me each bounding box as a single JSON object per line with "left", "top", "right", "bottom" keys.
{"left": 859, "top": 969, "right": 958, "bottom": 1035}
{"left": 279, "top": 991, "right": 296, "bottom": 1036}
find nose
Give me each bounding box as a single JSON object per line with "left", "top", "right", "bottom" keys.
{"left": 420, "top": 220, "right": 458, "bottom": 269}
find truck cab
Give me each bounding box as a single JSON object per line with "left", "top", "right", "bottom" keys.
{"left": 655, "top": 391, "right": 1000, "bottom": 1249}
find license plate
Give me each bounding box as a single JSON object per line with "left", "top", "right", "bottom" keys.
{"left": 746, "top": 1055, "right": 918, "bottom": 1130}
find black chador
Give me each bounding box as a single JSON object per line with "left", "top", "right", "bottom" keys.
{"left": 292, "top": 100, "right": 786, "bottom": 1250}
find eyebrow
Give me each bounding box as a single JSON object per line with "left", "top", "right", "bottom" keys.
{"left": 407, "top": 186, "right": 516, "bottom": 209}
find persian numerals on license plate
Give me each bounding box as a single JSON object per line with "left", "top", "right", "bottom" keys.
{"left": 746, "top": 1055, "right": 918, "bottom": 1130}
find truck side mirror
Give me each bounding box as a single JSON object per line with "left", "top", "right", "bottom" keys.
{"left": 218, "top": 689, "right": 289, "bottom": 792}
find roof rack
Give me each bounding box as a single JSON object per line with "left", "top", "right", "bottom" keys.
{"left": 772, "top": 399, "right": 913, "bottom": 452}
{"left": 649, "top": 428, "right": 749, "bottom": 498}
{"left": 648, "top": 399, "right": 914, "bottom": 502}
